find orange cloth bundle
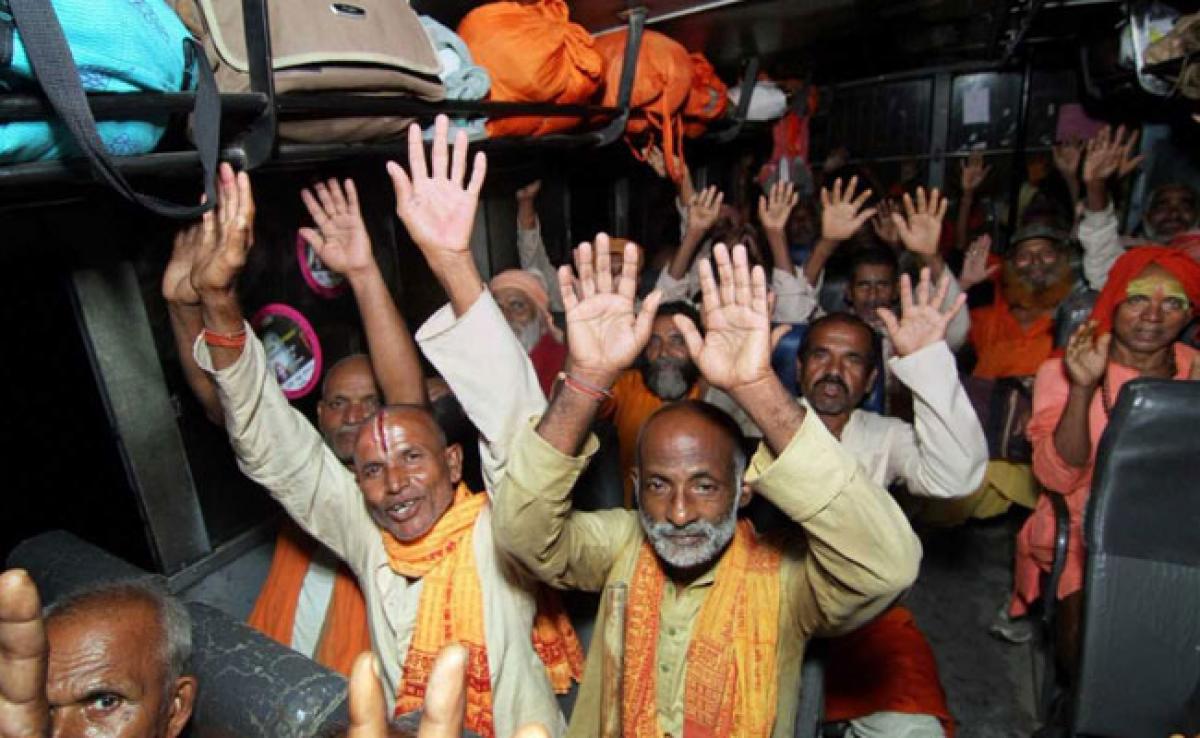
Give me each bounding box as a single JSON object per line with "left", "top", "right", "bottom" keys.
{"left": 594, "top": 29, "right": 694, "bottom": 182}
{"left": 682, "top": 53, "right": 728, "bottom": 138}
{"left": 458, "top": 0, "right": 603, "bottom": 137}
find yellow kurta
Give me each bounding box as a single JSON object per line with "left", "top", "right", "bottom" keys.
{"left": 492, "top": 410, "right": 923, "bottom": 737}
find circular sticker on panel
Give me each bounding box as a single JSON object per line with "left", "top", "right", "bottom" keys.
{"left": 251, "top": 303, "right": 323, "bottom": 400}
{"left": 297, "top": 232, "right": 348, "bottom": 298}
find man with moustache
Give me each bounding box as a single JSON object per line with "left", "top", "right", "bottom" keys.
{"left": 599, "top": 299, "right": 762, "bottom": 507}
{"left": 493, "top": 241, "right": 920, "bottom": 737}
{"left": 187, "top": 118, "right": 582, "bottom": 736}
{"left": 489, "top": 269, "right": 567, "bottom": 396}
{"left": 796, "top": 270, "right": 987, "bottom": 737}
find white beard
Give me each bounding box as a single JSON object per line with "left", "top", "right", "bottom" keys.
{"left": 511, "top": 317, "right": 544, "bottom": 353}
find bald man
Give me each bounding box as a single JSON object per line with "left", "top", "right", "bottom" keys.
{"left": 188, "top": 121, "right": 570, "bottom": 736}
{"left": 0, "top": 571, "right": 196, "bottom": 738}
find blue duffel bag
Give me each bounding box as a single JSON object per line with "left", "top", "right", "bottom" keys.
{"left": 1, "top": 0, "right": 219, "bottom": 218}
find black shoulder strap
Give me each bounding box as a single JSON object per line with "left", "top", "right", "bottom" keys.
{"left": 8, "top": 0, "right": 219, "bottom": 219}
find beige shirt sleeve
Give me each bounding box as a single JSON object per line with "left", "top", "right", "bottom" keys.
{"left": 1079, "top": 203, "right": 1124, "bottom": 290}
{"left": 492, "top": 419, "right": 641, "bottom": 592}
{"left": 771, "top": 266, "right": 819, "bottom": 323}
{"left": 194, "top": 328, "right": 376, "bottom": 571}
{"left": 416, "top": 291, "right": 547, "bottom": 497}
{"left": 745, "top": 408, "right": 922, "bottom": 638}
{"left": 885, "top": 340, "right": 988, "bottom": 499}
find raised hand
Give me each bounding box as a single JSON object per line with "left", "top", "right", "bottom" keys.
{"left": 345, "top": 646, "right": 550, "bottom": 738}
{"left": 959, "top": 234, "right": 999, "bottom": 290}
{"left": 164, "top": 203, "right": 211, "bottom": 307}
{"left": 674, "top": 243, "right": 773, "bottom": 393}
{"left": 959, "top": 152, "right": 991, "bottom": 194}
{"left": 1052, "top": 139, "right": 1084, "bottom": 179}
{"left": 189, "top": 162, "right": 255, "bottom": 298}
{"left": 515, "top": 179, "right": 542, "bottom": 203}
{"left": 687, "top": 185, "right": 724, "bottom": 235}
{"left": 299, "top": 178, "right": 375, "bottom": 279}
{"left": 758, "top": 181, "right": 798, "bottom": 233}
{"left": 893, "top": 187, "right": 949, "bottom": 258}
{"left": 0, "top": 569, "right": 47, "bottom": 738}
{"left": 1082, "top": 125, "right": 1143, "bottom": 185}
{"left": 871, "top": 198, "right": 901, "bottom": 247}
{"left": 387, "top": 115, "right": 486, "bottom": 270}
{"left": 820, "top": 176, "right": 876, "bottom": 242}
{"left": 876, "top": 267, "right": 967, "bottom": 357}
{"left": 1063, "top": 320, "right": 1111, "bottom": 389}
{"left": 558, "top": 235, "right": 662, "bottom": 388}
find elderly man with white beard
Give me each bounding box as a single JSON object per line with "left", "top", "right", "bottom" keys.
{"left": 489, "top": 269, "right": 567, "bottom": 396}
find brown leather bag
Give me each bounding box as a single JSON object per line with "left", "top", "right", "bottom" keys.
{"left": 174, "top": 0, "right": 446, "bottom": 142}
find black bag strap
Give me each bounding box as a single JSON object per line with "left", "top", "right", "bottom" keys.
{"left": 8, "top": 0, "right": 219, "bottom": 219}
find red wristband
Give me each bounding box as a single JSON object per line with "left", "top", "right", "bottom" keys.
{"left": 203, "top": 327, "right": 247, "bottom": 349}
{"left": 557, "top": 371, "right": 613, "bottom": 402}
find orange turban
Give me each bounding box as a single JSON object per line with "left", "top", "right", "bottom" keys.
{"left": 1089, "top": 246, "right": 1200, "bottom": 335}
{"left": 489, "top": 269, "right": 563, "bottom": 343}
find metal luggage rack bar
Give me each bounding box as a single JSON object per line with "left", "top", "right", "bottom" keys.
{"left": 0, "top": 2, "right": 760, "bottom": 192}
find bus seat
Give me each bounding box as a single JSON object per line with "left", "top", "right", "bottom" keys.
{"left": 7, "top": 530, "right": 350, "bottom": 738}
{"left": 7, "top": 529, "right": 151, "bottom": 602}
{"left": 186, "top": 601, "right": 350, "bottom": 738}
{"left": 1064, "top": 379, "right": 1200, "bottom": 736}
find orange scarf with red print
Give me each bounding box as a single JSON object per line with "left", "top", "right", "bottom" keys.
{"left": 384, "top": 485, "right": 583, "bottom": 737}
{"left": 622, "top": 520, "right": 781, "bottom": 738}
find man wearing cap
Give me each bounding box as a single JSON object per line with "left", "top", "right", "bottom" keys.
{"left": 490, "top": 268, "right": 567, "bottom": 396}
{"left": 968, "top": 225, "right": 1076, "bottom": 381}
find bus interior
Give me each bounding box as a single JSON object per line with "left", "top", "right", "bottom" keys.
{"left": 3, "top": 1, "right": 1200, "bottom": 736}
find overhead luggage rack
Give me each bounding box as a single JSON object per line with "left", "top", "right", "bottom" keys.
{"left": 0, "top": 1, "right": 764, "bottom": 202}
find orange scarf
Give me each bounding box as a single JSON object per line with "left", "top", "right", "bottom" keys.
{"left": 623, "top": 520, "right": 781, "bottom": 738}
{"left": 246, "top": 521, "right": 371, "bottom": 677}
{"left": 385, "top": 485, "right": 583, "bottom": 737}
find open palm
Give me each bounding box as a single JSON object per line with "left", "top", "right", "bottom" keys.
{"left": 559, "top": 236, "right": 661, "bottom": 382}
{"left": 300, "top": 178, "right": 373, "bottom": 277}
{"left": 821, "top": 176, "right": 875, "bottom": 242}
{"left": 677, "top": 244, "right": 773, "bottom": 392}
{"left": 893, "top": 187, "right": 947, "bottom": 258}
{"left": 164, "top": 214, "right": 208, "bottom": 306}
{"left": 388, "top": 115, "right": 485, "bottom": 265}
{"left": 877, "top": 268, "right": 966, "bottom": 357}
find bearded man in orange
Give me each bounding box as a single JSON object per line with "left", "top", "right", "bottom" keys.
{"left": 187, "top": 117, "right": 580, "bottom": 737}
{"left": 493, "top": 241, "right": 921, "bottom": 737}
{"left": 935, "top": 225, "right": 1079, "bottom": 530}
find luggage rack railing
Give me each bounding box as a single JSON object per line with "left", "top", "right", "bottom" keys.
{"left": 0, "top": 2, "right": 760, "bottom": 192}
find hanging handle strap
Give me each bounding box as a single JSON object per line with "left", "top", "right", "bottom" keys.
{"left": 9, "top": 0, "right": 220, "bottom": 219}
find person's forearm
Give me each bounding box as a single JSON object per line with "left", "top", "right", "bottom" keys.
{"left": 427, "top": 253, "right": 484, "bottom": 318}
{"left": 348, "top": 266, "right": 425, "bottom": 406}
{"left": 168, "top": 302, "right": 224, "bottom": 424}
{"left": 535, "top": 366, "right": 612, "bottom": 456}
{"left": 955, "top": 190, "right": 974, "bottom": 251}
{"left": 1064, "top": 174, "right": 1081, "bottom": 208}
{"left": 516, "top": 196, "right": 537, "bottom": 231}
{"left": 199, "top": 290, "right": 248, "bottom": 371}
{"left": 765, "top": 227, "right": 795, "bottom": 274}
{"left": 1085, "top": 179, "right": 1110, "bottom": 213}
{"left": 729, "top": 377, "right": 807, "bottom": 457}
{"left": 920, "top": 253, "right": 946, "bottom": 280}
{"left": 803, "top": 239, "right": 838, "bottom": 286}
{"left": 1053, "top": 384, "right": 1096, "bottom": 468}
{"left": 669, "top": 227, "right": 706, "bottom": 279}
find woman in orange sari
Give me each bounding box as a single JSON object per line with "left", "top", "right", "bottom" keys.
{"left": 1010, "top": 246, "right": 1200, "bottom": 676}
